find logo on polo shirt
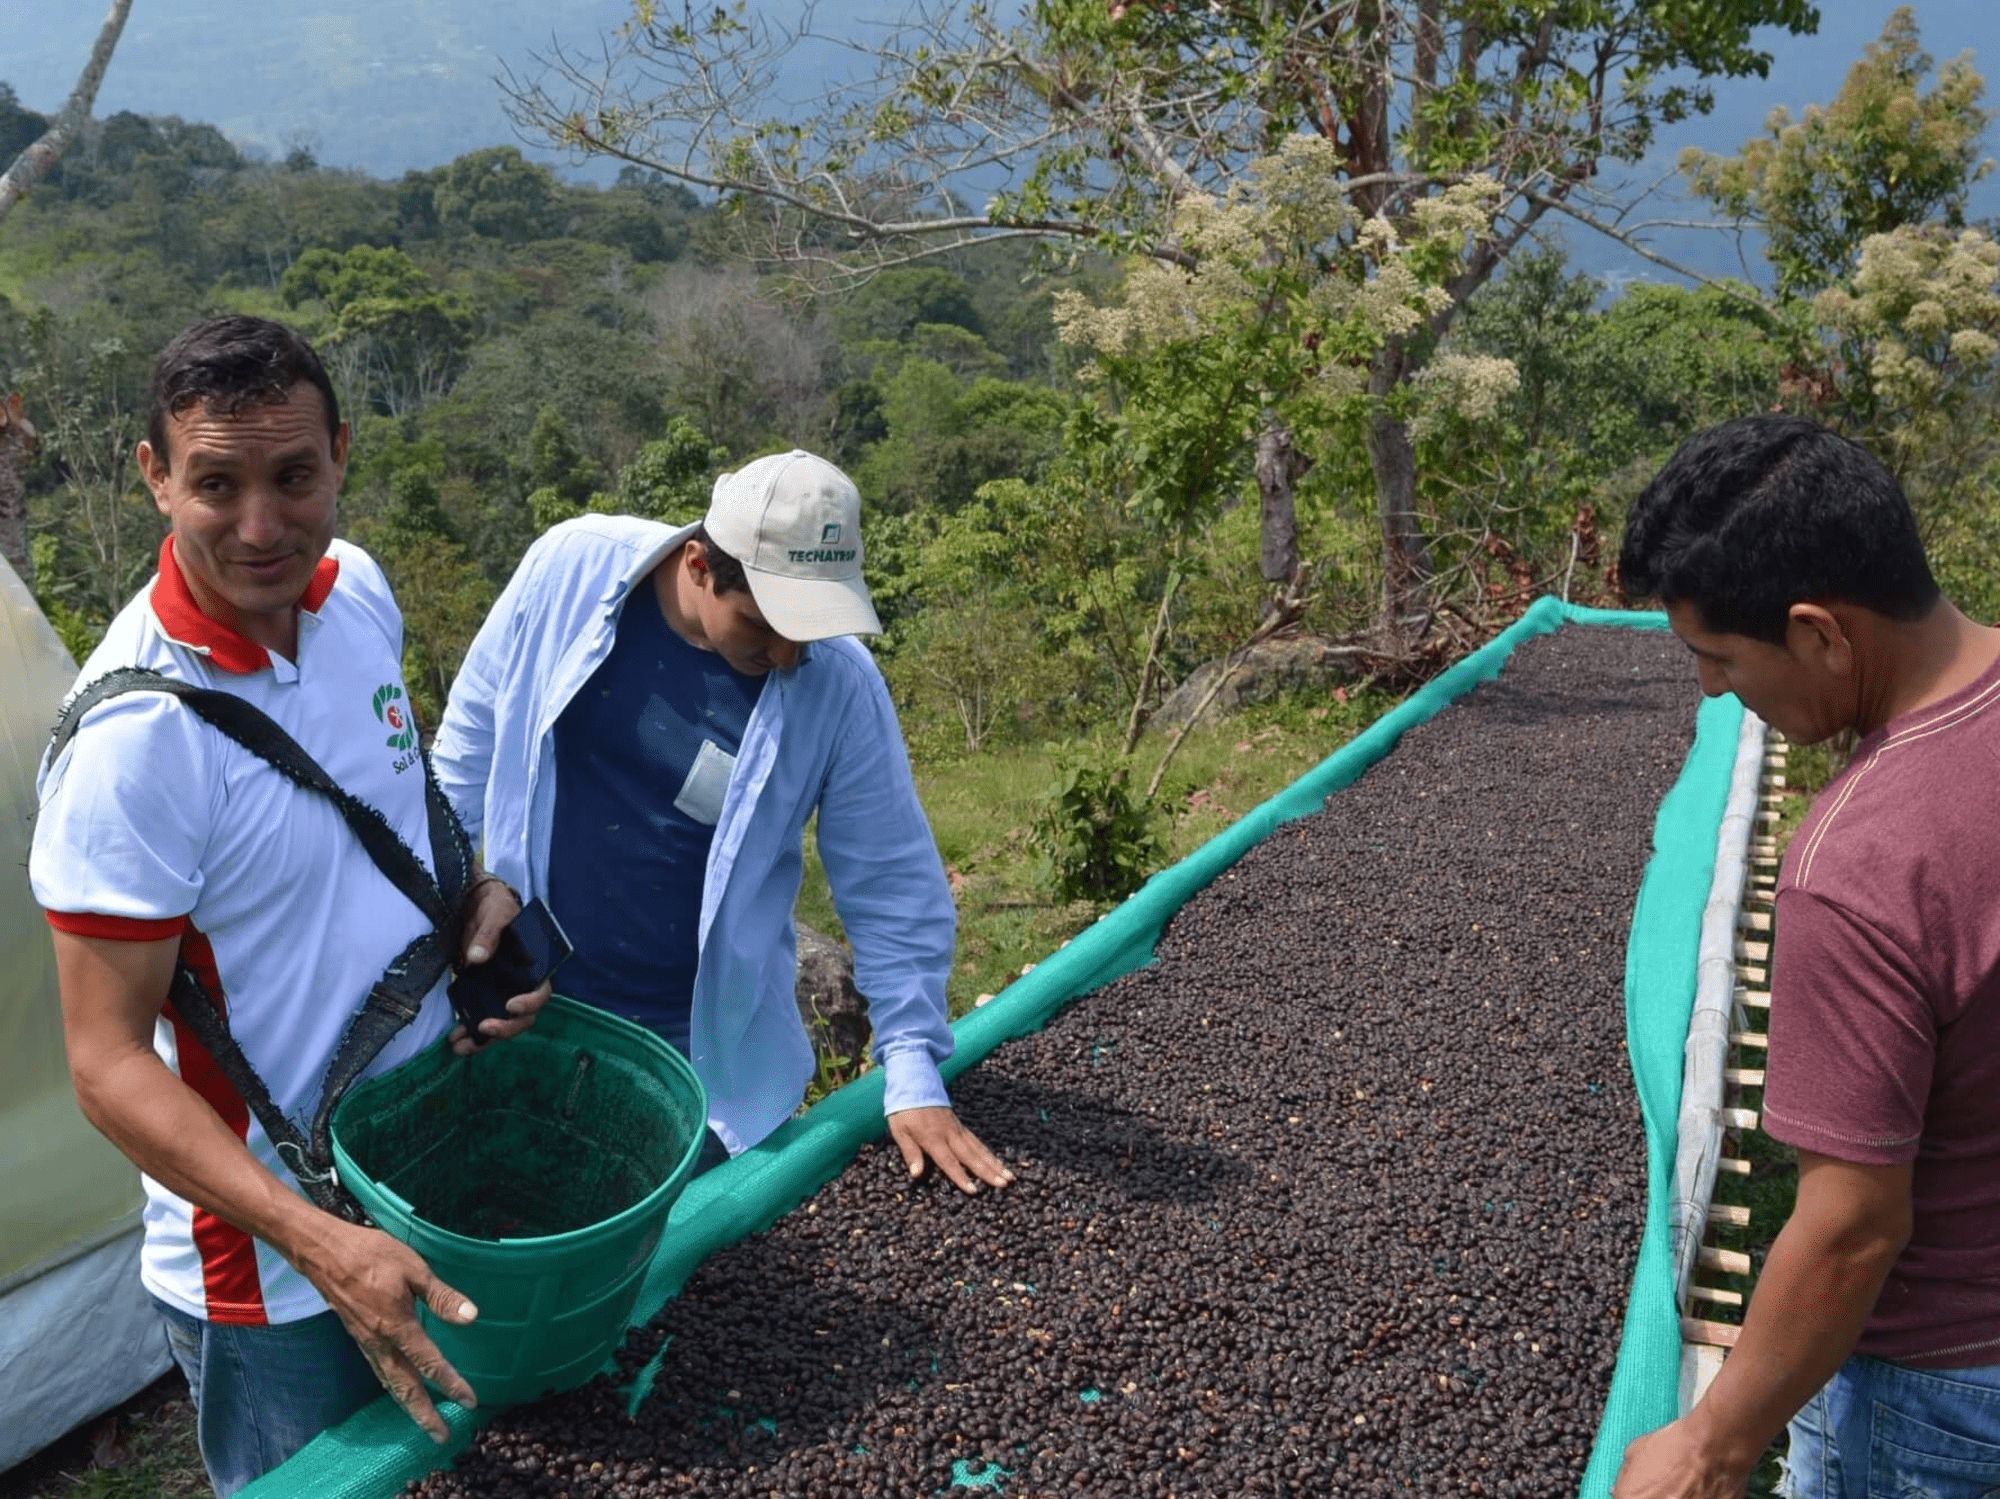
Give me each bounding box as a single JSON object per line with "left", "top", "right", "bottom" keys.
{"left": 372, "top": 683, "right": 415, "bottom": 753}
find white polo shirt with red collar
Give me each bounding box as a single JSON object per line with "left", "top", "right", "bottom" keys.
{"left": 30, "top": 535, "right": 454, "bottom": 1326}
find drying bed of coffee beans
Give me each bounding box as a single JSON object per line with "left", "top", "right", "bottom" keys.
{"left": 411, "top": 626, "right": 1696, "bottom": 1499}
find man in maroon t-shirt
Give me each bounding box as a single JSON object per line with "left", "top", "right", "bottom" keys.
{"left": 1611, "top": 414, "right": 2000, "bottom": 1499}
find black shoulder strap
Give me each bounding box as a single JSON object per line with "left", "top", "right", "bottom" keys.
{"left": 51, "top": 668, "right": 461, "bottom": 927}
{"left": 51, "top": 667, "right": 477, "bottom": 1222}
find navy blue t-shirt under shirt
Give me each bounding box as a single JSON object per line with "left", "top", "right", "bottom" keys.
{"left": 547, "top": 584, "right": 765, "bottom": 1051}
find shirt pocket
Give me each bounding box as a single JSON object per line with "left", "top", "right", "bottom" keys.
{"left": 674, "top": 739, "right": 736, "bottom": 826}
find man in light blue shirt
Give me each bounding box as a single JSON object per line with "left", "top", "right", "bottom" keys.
{"left": 433, "top": 450, "right": 1012, "bottom": 1191}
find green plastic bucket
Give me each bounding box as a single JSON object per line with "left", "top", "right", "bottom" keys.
{"left": 329, "top": 995, "right": 707, "bottom": 1406}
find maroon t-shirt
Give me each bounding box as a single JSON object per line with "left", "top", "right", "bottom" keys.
{"left": 1764, "top": 650, "right": 2000, "bottom": 1367}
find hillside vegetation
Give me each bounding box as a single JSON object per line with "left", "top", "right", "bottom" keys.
{"left": 2, "top": 8, "right": 1995, "bottom": 904}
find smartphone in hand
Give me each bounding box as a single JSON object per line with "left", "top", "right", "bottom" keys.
{"left": 449, "top": 896, "right": 573, "bottom": 1043}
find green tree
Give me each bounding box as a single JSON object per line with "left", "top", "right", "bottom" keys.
{"left": 1454, "top": 244, "right": 1790, "bottom": 503}
{"left": 525, "top": 403, "right": 603, "bottom": 507}
{"left": 1673, "top": 13, "right": 1998, "bottom": 616}
{"left": 430, "top": 146, "right": 561, "bottom": 244}
{"left": 1682, "top": 7, "right": 1992, "bottom": 296}
{"left": 0, "top": 85, "right": 48, "bottom": 166}
{"left": 281, "top": 244, "right": 477, "bottom": 416}
{"left": 18, "top": 311, "right": 157, "bottom": 631}
{"left": 614, "top": 416, "right": 723, "bottom": 521}
{"left": 878, "top": 495, "right": 1050, "bottom": 754}
{"left": 1055, "top": 141, "right": 1523, "bottom": 670}
{"left": 350, "top": 465, "right": 496, "bottom": 722}
{"left": 831, "top": 268, "right": 984, "bottom": 348}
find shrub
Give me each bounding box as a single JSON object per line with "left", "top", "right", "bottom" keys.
{"left": 1030, "top": 751, "right": 1166, "bottom": 905}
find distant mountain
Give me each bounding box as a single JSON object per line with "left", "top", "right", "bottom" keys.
{"left": 2, "top": 0, "right": 901, "bottom": 179}
{"left": 6, "top": 0, "right": 1992, "bottom": 282}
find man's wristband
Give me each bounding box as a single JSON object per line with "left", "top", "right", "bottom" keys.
{"left": 462, "top": 872, "right": 519, "bottom": 911}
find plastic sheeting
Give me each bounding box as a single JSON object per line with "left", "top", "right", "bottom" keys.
{"left": 0, "top": 1225, "right": 169, "bottom": 1473}
{"left": 1672, "top": 711, "right": 1766, "bottom": 1314}
{"left": 250, "top": 598, "right": 1730, "bottom": 1499}
{"left": 0, "top": 554, "right": 169, "bottom": 1472}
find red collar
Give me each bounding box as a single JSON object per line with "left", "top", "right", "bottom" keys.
{"left": 149, "top": 536, "right": 340, "bottom": 675}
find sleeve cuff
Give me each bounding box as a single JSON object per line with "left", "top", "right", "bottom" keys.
{"left": 45, "top": 910, "right": 190, "bottom": 941}
{"left": 881, "top": 1047, "right": 952, "bottom": 1115}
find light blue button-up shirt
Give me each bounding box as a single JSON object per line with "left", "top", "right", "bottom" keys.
{"left": 432, "top": 515, "right": 956, "bottom": 1153}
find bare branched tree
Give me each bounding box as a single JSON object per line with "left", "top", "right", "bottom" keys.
{"left": 641, "top": 264, "right": 836, "bottom": 456}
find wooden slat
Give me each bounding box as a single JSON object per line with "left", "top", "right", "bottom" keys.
{"left": 1725, "top": 1068, "right": 1766, "bottom": 1087}
{"left": 1735, "top": 939, "right": 1770, "bottom": 963}
{"left": 1739, "top": 991, "right": 1771, "bottom": 1011}
{"left": 1690, "top": 1284, "right": 1744, "bottom": 1308}
{"left": 1718, "top": 1156, "right": 1752, "bottom": 1175}
{"left": 1720, "top": 1107, "right": 1761, "bottom": 1130}
{"left": 1683, "top": 1317, "right": 1742, "bottom": 1348}
{"left": 1710, "top": 1203, "right": 1752, "bottom": 1228}
{"left": 1729, "top": 1031, "right": 1768, "bottom": 1050}
{"left": 1700, "top": 1246, "right": 1752, "bottom": 1275}
{"left": 1739, "top": 965, "right": 1769, "bottom": 986}
{"left": 1740, "top": 910, "right": 1772, "bottom": 932}
{"left": 1682, "top": 1341, "right": 1728, "bottom": 1413}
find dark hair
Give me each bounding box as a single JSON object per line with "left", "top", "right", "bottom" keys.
{"left": 687, "top": 523, "right": 751, "bottom": 595}
{"left": 146, "top": 316, "right": 341, "bottom": 469}
{"left": 1618, "top": 414, "right": 1938, "bottom": 643}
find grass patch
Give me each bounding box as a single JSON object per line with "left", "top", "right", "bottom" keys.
{"left": 799, "top": 686, "right": 1400, "bottom": 1017}
{"left": 0, "top": 1375, "right": 206, "bottom": 1499}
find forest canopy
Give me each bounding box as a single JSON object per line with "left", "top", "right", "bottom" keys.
{"left": 2, "top": 6, "right": 1995, "bottom": 798}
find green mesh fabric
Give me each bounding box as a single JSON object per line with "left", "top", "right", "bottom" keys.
{"left": 247, "top": 600, "right": 1723, "bottom": 1498}
{"left": 949, "top": 1458, "right": 1014, "bottom": 1489}
{"left": 1577, "top": 687, "right": 1745, "bottom": 1494}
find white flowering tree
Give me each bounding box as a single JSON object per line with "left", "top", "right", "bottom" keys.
{"left": 1682, "top": 10, "right": 1999, "bottom": 615}
{"left": 1681, "top": 6, "right": 1991, "bottom": 297}
{"left": 505, "top": 0, "right": 1818, "bottom": 641}
{"left": 1815, "top": 226, "right": 2000, "bottom": 525}
{"left": 1052, "top": 138, "right": 1518, "bottom": 661}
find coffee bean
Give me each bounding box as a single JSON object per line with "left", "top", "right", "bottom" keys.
{"left": 410, "top": 628, "right": 1692, "bottom": 1498}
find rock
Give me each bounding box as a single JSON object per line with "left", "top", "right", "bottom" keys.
{"left": 1148, "top": 633, "right": 1358, "bottom": 732}
{"left": 795, "top": 921, "right": 871, "bottom": 1063}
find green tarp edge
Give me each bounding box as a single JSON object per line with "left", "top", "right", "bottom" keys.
{"left": 247, "top": 597, "right": 1703, "bottom": 1498}
{"left": 1578, "top": 687, "right": 1746, "bottom": 1496}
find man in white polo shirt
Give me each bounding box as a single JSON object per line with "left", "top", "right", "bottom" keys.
{"left": 434, "top": 449, "right": 1014, "bottom": 1192}
{"left": 30, "top": 316, "right": 547, "bottom": 1497}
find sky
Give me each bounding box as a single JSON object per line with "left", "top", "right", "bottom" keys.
{"left": 3, "top": 1, "right": 1995, "bottom": 286}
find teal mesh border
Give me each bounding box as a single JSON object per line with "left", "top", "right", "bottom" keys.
{"left": 246, "top": 598, "right": 1715, "bottom": 1498}
{"left": 1579, "top": 683, "right": 1745, "bottom": 1493}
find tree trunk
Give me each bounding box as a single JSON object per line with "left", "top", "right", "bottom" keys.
{"left": 1365, "top": 350, "right": 1430, "bottom": 640}
{"left": 1254, "top": 421, "right": 1306, "bottom": 614}
{"left": 0, "top": 0, "right": 133, "bottom": 222}
{"left": 0, "top": 394, "right": 35, "bottom": 583}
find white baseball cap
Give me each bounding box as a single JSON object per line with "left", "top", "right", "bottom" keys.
{"left": 702, "top": 450, "right": 882, "bottom": 641}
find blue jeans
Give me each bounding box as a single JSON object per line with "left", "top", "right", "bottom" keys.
{"left": 154, "top": 1297, "right": 381, "bottom": 1498}
{"left": 1781, "top": 1354, "right": 2000, "bottom": 1499}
